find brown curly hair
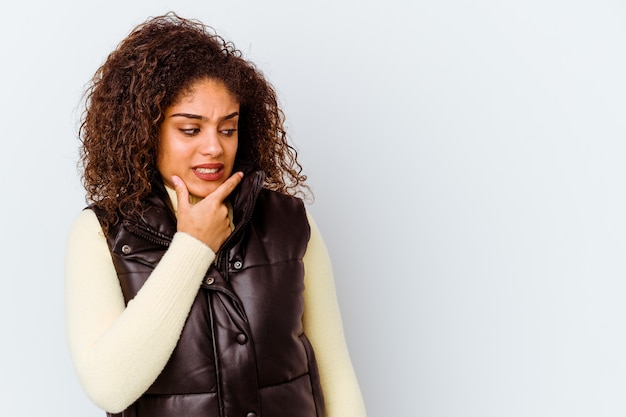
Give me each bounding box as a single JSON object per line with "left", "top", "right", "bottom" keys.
{"left": 79, "top": 13, "right": 308, "bottom": 231}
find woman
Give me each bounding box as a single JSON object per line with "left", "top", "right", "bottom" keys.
{"left": 65, "top": 13, "right": 366, "bottom": 417}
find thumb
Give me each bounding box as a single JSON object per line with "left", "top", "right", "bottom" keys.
{"left": 172, "top": 175, "right": 190, "bottom": 211}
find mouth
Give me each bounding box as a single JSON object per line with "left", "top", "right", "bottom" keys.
{"left": 194, "top": 167, "right": 220, "bottom": 174}
{"left": 192, "top": 163, "right": 225, "bottom": 181}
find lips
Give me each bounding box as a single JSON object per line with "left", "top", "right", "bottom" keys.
{"left": 192, "top": 163, "right": 224, "bottom": 181}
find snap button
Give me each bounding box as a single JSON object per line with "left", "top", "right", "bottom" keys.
{"left": 236, "top": 333, "right": 248, "bottom": 344}
{"left": 233, "top": 260, "right": 243, "bottom": 270}
{"left": 205, "top": 277, "right": 215, "bottom": 285}
{"left": 246, "top": 412, "right": 257, "bottom": 417}
{"left": 121, "top": 244, "right": 131, "bottom": 255}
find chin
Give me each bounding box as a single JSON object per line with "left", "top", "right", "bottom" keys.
{"left": 189, "top": 185, "right": 219, "bottom": 199}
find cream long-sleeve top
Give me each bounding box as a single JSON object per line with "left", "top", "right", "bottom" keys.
{"left": 65, "top": 186, "right": 366, "bottom": 417}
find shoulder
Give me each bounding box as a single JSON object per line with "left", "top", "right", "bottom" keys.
{"left": 69, "top": 208, "right": 103, "bottom": 237}
{"left": 258, "top": 188, "right": 306, "bottom": 208}
{"left": 249, "top": 189, "right": 311, "bottom": 251}
{"left": 256, "top": 189, "right": 308, "bottom": 225}
{"left": 66, "top": 208, "right": 110, "bottom": 265}
{"left": 67, "top": 208, "right": 108, "bottom": 251}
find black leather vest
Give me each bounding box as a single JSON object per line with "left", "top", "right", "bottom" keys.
{"left": 92, "top": 171, "right": 325, "bottom": 417}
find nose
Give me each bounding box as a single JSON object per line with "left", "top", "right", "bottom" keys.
{"left": 198, "top": 130, "right": 224, "bottom": 157}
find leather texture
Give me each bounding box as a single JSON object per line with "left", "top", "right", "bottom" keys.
{"left": 92, "top": 171, "right": 326, "bottom": 417}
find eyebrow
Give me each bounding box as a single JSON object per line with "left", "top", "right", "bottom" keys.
{"left": 169, "top": 111, "right": 239, "bottom": 121}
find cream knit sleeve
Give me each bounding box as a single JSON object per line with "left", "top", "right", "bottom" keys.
{"left": 302, "top": 213, "right": 367, "bottom": 417}
{"left": 64, "top": 209, "right": 215, "bottom": 413}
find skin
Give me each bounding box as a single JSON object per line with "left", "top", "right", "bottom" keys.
{"left": 157, "top": 78, "right": 244, "bottom": 252}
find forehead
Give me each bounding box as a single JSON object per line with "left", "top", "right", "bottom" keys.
{"left": 164, "top": 79, "right": 240, "bottom": 123}
{"left": 174, "top": 78, "right": 238, "bottom": 106}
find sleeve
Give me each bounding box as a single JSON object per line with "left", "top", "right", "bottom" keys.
{"left": 64, "top": 209, "right": 215, "bottom": 413}
{"left": 302, "top": 212, "right": 368, "bottom": 417}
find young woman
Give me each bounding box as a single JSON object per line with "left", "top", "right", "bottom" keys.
{"left": 65, "top": 13, "right": 366, "bottom": 417}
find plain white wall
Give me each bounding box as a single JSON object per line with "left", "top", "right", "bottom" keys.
{"left": 2, "top": 0, "right": 626, "bottom": 416}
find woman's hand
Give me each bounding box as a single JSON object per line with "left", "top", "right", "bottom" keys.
{"left": 172, "top": 172, "right": 244, "bottom": 252}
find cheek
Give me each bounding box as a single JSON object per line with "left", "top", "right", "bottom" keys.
{"left": 156, "top": 140, "right": 182, "bottom": 175}
{"left": 156, "top": 154, "right": 169, "bottom": 174}
{"left": 159, "top": 138, "right": 190, "bottom": 168}
{"left": 229, "top": 138, "right": 240, "bottom": 160}
{"left": 156, "top": 143, "right": 170, "bottom": 172}
{"left": 156, "top": 131, "right": 167, "bottom": 168}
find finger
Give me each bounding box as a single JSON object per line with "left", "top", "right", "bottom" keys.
{"left": 209, "top": 171, "right": 244, "bottom": 202}
{"left": 172, "top": 175, "right": 190, "bottom": 210}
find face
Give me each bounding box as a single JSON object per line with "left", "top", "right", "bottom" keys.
{"left": 158, "top": 78, "right": 240, "bottom": 198}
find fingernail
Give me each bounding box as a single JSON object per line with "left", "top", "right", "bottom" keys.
{"left": 172, "top": 176, "right": 180, "bottom": 186}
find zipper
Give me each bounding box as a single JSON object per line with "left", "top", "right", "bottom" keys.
{"left": 123, "top": 220, "right": 172, "bottom": 247}
{"left": 216, "top": 172, "right": 264, "bottom": 275}
{"left": 121, "top": 171, "right": 263, "bottom": 271}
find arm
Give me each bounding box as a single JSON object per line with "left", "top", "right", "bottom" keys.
{"left": 65, "top": 173, "right": 241, "bottom": 412}
{"left": 64, "top": 209, "right": 214, "bottom": 413}
{"left": 302, "top": 213, "right": 367, "bottom": 417}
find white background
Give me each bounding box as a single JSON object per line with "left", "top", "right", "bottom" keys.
{"left": 2, "top": 1, "right": 626, "bottom": 416}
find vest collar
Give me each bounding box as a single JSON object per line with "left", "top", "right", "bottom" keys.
{"left": 132, "top": 170, "right": 267, "bottom": 244}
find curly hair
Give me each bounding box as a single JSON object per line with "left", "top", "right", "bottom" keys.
{"left": 79, "top": 13, "right": 308, "bottom": 231}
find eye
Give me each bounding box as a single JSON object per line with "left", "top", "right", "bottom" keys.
{"left": 220, "top": 128, "right": 238, "bottom": 137}
{"left": 180, "top": 128, "right": 200, "bottom": 136}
